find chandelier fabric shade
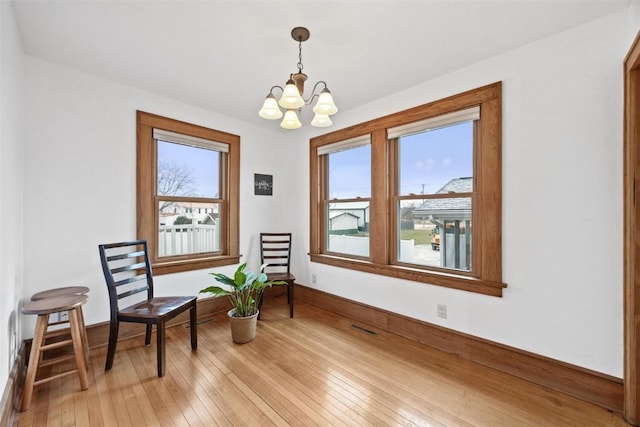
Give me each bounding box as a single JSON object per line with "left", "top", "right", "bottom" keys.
{"left": 258, "top": 27, "right": 338, "bottom": 130}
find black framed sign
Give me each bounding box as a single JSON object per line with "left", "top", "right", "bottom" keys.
{"left": 254, "top": 174, "right": 273, "bottom": 196}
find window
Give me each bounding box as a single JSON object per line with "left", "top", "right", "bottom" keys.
{"left": 310, "top": 83, "right": 505, "bottom": 296}
{"left": 394, "top": 109, "right": 476, "bottom": 272}
{"left": 137, "top": 111, "right": 240, "bottom": 274}
{"left": 322, "top": 135, "right": 371, "bottom": 257}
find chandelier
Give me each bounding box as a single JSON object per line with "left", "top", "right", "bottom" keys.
{"left": 258, "top": 27, "right": 338, "bottom": 130}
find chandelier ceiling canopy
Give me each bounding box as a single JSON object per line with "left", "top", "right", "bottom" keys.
{"left": 258, "top": 27, "right": 338, "bottom": 130}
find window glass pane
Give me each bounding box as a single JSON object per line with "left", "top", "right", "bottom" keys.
{"left": 158, "top": 201, "right": 221, "bottom": 257}
{"left": 398, "top": 121, "right": 473, "bottom": 196}
{"left": 399, "top": 197, "right": 471, "bottom": 271}
{"left": 327, "top": 201, "right": 370, "bottom": 257}
{"left": 328, "top": 144, "right": 371, "bottom": 199}
{"left": 157, "top": 140, "right": 220, "bottom": 198}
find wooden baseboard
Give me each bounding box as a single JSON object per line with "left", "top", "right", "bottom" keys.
{"left": 0, "top": 341, "right": 25, "bottom": 427}
{"left": 296, "top": 284, "right": 624, "bottom": 413}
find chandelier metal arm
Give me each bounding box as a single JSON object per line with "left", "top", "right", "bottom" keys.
{"left": 268, "top": 85, "right": 284, "bottom": 97}
{"left": 304, "top": 81, "right": 328, "bottom": 105}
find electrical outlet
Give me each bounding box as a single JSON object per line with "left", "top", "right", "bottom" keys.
{"left": 437, "top": 304, "right": 447, "bottom": 319}
{"left": 58, "top": 311, "right": 69, "bottom": 322}
{"left": 312, "top": 274, "right": 317, "bottom": 284}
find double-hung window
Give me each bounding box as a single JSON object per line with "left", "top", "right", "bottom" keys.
{"left": 310, "top": 83, "right": 505, "bottom": 296}
{"left": 320, "top": 135, "right": 372, "bottom": 258}
{"left": 137, "top": 111, "right": 240, "bottom": 274}
{"left": 392, "top": 107, "right": 477, "bottom": 272}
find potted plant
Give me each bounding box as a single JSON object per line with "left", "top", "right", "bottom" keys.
{"left": 200, "top": 262, "right": 285, "bottom": 343}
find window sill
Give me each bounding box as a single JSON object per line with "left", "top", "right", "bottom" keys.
{"left": 152, "top": 255, "right": 240, "bottom": 275}
{"left": 309, "top": 253, "right": 506, "bottom": 297}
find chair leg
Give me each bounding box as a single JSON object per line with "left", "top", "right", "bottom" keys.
{"left": 145, "top": 324, "right": 152, "bottom": 346}
{"left": 105, "top": 319, "right": 119, "bottom": 371}
{"left": 289, "top": 282, "right": 294, "bottom": 318}
{"left": 190, "top": 304, "right": 198, "bottom": 350}
{"left": 257, "top": 291, "right": 264, "bottom": 320}
{"left": 156, "top": 320, "right": 166, "bottom": 377}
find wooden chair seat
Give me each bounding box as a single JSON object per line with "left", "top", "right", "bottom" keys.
{"left": 98, "top": 240, "right": 197, "bottom": 377}
{"left": 119, "top": 296, "right": 197, "bottom": 319}
{"left": 263, "top": 272, "right": 296, "bottom": 282}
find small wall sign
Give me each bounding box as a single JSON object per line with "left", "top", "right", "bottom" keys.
{"left": 254, "top": 174, "right": 273, "bottom": 196}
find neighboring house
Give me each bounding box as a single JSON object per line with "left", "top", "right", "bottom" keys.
{"left": 412, "top": 177, "right": 472, "bottom": 221}
{"left": 159, "top": 201, "right": 219, "bottom": 226}
{"left": 328, "top": 202, "right": 370, "bottom": 232}
{"left": 413, "top": 177, "right": 472, "bottom": 270}
{"left": 328, "top": 211, "right": 360, "bottom": 235}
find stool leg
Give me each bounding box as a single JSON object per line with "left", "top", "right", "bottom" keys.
{"left": 69, "top": 308, "right": 89, "bottom": 390}
{"left": 77, "top": 306, "right": 89, "bottom": 366}
{"left": 21, "top": 314, "right": 49, "bottom": 411}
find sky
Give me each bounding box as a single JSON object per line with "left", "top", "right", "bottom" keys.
{"left": 329, "top": 120, "right": 473, "bottom": 199}
{"left": 157, "top": 140, "right": 219, "bottom": 197}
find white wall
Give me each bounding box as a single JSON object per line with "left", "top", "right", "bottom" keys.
{"left": 22, "top": 57, "right": 289, "bottom": 337}
{"left": 630, "top": 0, "right": 640, "bottom": 45}
{"left": 0, "top": 1, "right": 24, "bottom": 393}
{"left": 289, "top": 11, "right": 628, "bottom": 377}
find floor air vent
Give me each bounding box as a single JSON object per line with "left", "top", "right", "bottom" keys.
{"left": 351, "top": 324, "right": 378, "bottom": 336}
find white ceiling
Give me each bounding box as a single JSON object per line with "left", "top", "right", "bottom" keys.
{"left": 11, "top": 0, "right": 630, "bottom": 131}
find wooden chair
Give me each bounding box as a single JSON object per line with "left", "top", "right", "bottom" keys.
{"left": 258, "top": 233, "right": 295, "bottom": 318}
{"left": 98, "top": 240, "right": 197, "bottom": 377}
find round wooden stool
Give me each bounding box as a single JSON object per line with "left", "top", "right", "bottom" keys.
{"left": 21, "top": 294, "right": 89, "bottom": 411}
{"left": 31, "top": 286, "right": 89, "bottom": 300}
{"left": 30, "top": 286, "right": 90, "bottom": 367}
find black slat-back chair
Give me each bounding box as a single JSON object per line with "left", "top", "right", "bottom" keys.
{"left": 98, "top": 240, "right": 197, "bottom": 377}
{"left": 258, "top": 233, "right": 295, "bottom": 318}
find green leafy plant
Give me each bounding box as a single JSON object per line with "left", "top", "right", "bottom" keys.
{"left": 200, "top": 263, "right": 286, "bottom": 317}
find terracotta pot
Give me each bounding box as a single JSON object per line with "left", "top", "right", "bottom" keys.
{"left": 227, "top": 309, "right": 259, "bottom": 343}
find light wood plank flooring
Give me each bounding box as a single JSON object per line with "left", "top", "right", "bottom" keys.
{"left": 15, "top": 298, "right": 628, "bottom": 426}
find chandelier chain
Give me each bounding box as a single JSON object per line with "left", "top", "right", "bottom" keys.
{"left": 297, "top": 39, "right": 304, "bottom": 73}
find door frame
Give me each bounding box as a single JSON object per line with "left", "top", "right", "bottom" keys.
{"left": 624, "top": 30, "right": 640, "bottom": 425}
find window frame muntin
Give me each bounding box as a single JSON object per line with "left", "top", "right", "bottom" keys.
{"left": 309, "top": 83, "right": 505, "bottom": 296}
{"left": 137, "top": 111, "right": 240, "bottom": 275}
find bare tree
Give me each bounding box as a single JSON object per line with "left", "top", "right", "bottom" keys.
{"left": 158, "top": 160, "right": 198, "bottom": 213}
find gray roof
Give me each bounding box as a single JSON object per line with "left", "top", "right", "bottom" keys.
{"left": 437, "top": 177, "right": 472, "bottom": 194}
{"left": 413, "top": 177, "right": 472, "bottom": 218}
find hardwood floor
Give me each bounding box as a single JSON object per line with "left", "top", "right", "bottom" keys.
{"left": 14, "top": 298, "right": 628, "bottom": 426}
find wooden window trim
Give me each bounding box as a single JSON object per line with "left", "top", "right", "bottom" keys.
{"left": 309, "top": 82, "right": 506, "bottom": 297}
{"left": 137, "top": 111, "right": 240, "bottom": 275}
